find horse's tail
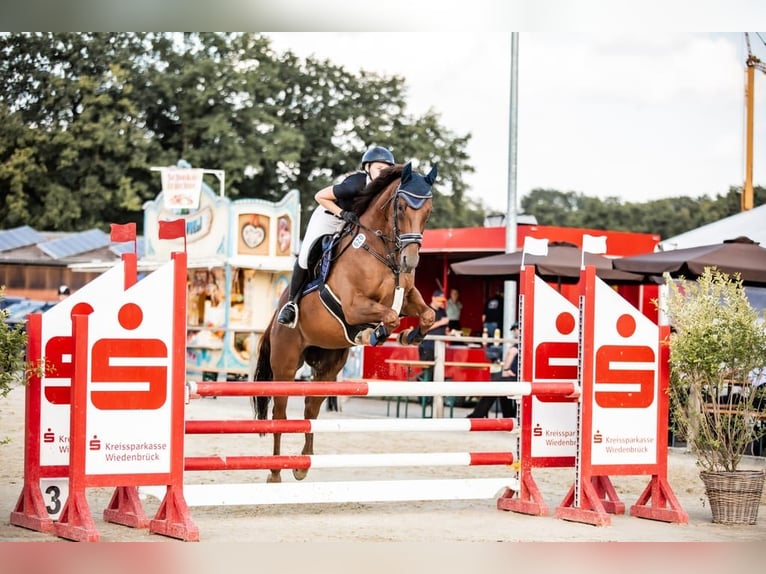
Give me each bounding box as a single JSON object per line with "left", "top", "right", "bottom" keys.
{"left": 251, "top": 322, "right": 273, "bottom": 422}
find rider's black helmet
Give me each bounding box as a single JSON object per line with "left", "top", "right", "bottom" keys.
{"left": 361, "top": 146, "right": 395, "bottom": 168}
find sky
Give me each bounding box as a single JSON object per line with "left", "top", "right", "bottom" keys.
{"left": 266, "top": 32, "right": 766, "bottom": 215}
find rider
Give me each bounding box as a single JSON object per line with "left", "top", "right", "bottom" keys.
{"left": 277, "top": 145, "right": 396, "bottom": 328}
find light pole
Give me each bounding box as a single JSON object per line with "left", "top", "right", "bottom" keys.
{"left": 504, "top": 32, "right": 519, "bottom": 338}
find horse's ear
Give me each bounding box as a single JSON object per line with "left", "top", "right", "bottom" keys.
{"left": 425, "top": 163, "right": 438, "bottom": 186}
{"left": 401, "top": 161, "right": 413, "bottom": 183}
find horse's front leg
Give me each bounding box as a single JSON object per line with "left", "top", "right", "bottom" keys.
{"left": 294, "top": 396, "right": 325, "bottom": 481}
{"left": 345, "top": 297, "right": 401, "bottom": 345}
{"left": 397, "top": 289, "right": 435, "bottom": 346}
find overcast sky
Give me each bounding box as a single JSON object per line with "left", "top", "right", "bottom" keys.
{"left": 266, "top": 32, "right": 766, "bottom": 214}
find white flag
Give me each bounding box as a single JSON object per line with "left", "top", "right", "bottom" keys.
{"left": 582, "top": 234, "right": 607, "bottom": 255}
{"left": 523, "top": 236, "right": 549, "bottom": 257}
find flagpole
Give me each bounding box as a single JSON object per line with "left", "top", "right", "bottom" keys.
{"left": 504, "top": 32, "right": 520, "bottom": 339}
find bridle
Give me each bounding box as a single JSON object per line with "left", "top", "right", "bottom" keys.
{"left": 342, "top": 178, "right": 433, "bottom": 282}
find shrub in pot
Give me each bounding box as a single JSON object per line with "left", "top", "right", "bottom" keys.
{"left": 661, "top": 268, "right": 766, "bottom": 524}
{"left": 1, "top": 288, "right": 28, "bottom": 401}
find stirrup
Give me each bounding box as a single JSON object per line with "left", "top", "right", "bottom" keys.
{"left": 277, "top": 301, "right": 298, "bottom": 328}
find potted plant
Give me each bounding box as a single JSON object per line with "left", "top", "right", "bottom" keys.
{"left": 1, "top": 288, "right": 29, "bottom": 410}
{"left": 661, "top": 268, "right": 766, "bottom": 525}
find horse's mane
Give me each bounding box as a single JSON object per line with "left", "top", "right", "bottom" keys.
{"left": 350, "top": 164, "right": 403, "bottom": 215}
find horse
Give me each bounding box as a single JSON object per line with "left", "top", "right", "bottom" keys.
{"left": 252, "top": 161, "right": 438, "bottom": 483}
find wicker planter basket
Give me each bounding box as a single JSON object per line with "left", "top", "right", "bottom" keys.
{"left": 700, "top": 469, "right": 766, "bottom": 525}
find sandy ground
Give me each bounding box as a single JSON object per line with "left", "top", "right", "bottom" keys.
{"left": 1, "top": 382, "right": 765, "bottom": 543}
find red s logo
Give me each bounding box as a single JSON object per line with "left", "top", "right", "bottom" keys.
{"left": 89, "top": 302, "right": 168, "bottom": 410}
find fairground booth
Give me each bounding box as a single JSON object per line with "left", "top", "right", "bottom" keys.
{"left": 140, "top": 163, "right": 300, "bottom": 381}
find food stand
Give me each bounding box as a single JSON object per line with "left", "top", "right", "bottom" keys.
{"left": 141, "top": 165, "right": 300, "bottom": 380}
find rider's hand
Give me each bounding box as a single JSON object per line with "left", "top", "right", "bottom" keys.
{"left": 338, "top": 210, "right": 359, "bottom": 225}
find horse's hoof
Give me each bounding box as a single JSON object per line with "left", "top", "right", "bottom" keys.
{"left": 293, "top": 468, "right": 308, "bottom": 481}
{"left": 266, "top": 474, "right": 282, "bottom": 484}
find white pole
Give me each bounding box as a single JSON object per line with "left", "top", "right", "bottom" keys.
{"left": 504, "top": 33, "right": 520, "bottom": 340}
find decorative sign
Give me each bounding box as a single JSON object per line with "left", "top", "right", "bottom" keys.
{"left": 529, "top": 275, "right": 580, "bottom": 459}
{"left": 83, "top": 261, "right": 176, "bottom": 475}
{"left": 161, "top": 168, "right": 203, "bottom": 210}
{"left": 586, "top": 276, "right": 659, "bottom": 467}
{"left": 276, "top": 215, "right": 292, "bottom": 256}
{"left": 40, "top": 264, "right": 128, "bottom": 467}
{"left": 237, "top": 214, "right": 270, "bottom": 256}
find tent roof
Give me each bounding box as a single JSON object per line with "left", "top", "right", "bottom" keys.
{"left": 659, "top": 205, "right": 766, "bottom": 250}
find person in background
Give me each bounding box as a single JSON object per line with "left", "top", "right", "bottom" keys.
{"left": 277, "top": 146, "right": 396, "bottom": 328}
{"left": 467, "top": 322, "right": 519, "bottom": 418}
{"left": 57, "top": 285, "right": 71, "bottom": 301}
{"left": 482, "top": 288, "right": 504, "bottom": 336}
{"left": 446, "top": 287, "right": 463, "bottom": 332}
{"left": 417, "top": 290, "right": 450, "bottom": 382}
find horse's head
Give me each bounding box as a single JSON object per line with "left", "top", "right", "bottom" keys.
{"left": 353, "top": 161, "right": 437, "bottom": 274}
{"left": 394, "top": 161, "right": 436, "bottom": 272}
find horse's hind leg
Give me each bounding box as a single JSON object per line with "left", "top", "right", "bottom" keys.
{"left": 268, "top": 396, "right": 288, "bottom": 483}
{"left": 294, "top": 348, "right": 349, "bottom": 481}
{"left": 293, "top": 396, "right": 326, "bottom": 481}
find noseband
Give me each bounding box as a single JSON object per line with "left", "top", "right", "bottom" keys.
{"left": 389, "top": 185, "right": 432, "bottom": 251}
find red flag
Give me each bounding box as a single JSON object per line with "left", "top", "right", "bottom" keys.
{"left": 110, "top": 222, "right": 136, "bottom": 243}
{"left": 158, "top": 219, "right": 186, "bottom": 240}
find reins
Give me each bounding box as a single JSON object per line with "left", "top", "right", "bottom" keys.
{"left": 345, "top": 180, "right": 425, "bottom": 286}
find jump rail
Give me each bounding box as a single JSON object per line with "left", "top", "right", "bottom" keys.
{"left": 185, "top": 417, "right": 516, "bottom": 434}
{"left": 140, "top": 478, "right": 519, "bottom": 507}
{"left": 185, "top": 452, "right": 515, "bottom": 471}
{"left": 186, "top": 380, "right": 579, "bottom": 400}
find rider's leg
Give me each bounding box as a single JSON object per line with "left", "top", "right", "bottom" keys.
{"left": 277, "top": 263, "right": 309, "bottom": 327}
{"left": 278, "top": 208, "right": 339, "bottom": 328}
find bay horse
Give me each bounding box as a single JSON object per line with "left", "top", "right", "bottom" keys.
{"left": 253, "top": 161, "right": 437, "bottom": 483}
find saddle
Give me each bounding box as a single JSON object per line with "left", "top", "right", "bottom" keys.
{"left": 301, "top": 227, "right": 375, "bottom": 345}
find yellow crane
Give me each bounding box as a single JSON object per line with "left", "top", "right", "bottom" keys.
{"left": 743, "top": 33, "right": 766, "bottom": 211}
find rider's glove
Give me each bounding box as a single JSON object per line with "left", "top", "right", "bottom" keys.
{"left": 338, "top": 210, "right": 359, "bottom": 225}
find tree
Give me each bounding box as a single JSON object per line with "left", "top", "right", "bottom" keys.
{"left": 0, "top": 33, "right": 156, "bottom": 230}
{"left": 520, "top": 186, "right": 766, "bottom": 241}
{"left": 0, "top": 33, "right": 483, "bottom": 234}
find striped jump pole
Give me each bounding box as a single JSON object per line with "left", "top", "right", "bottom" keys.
{"left": 185, "top": 417, "right": 515, "bottom": 434}
{"left": 186, "top": 380, "right": 579, "bottom": 400}
{"left": 185, "top": 451, "right": 515, "bottom": 472}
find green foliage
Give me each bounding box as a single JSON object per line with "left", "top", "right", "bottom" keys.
{"left": 521, "top": 186, "right": 766, "bottom": 241}
{"left": 0, "top": 288, "right": 28, "bottom": 399}
{"left": 662, "top": 269, "right": 766, "bottom": 472}
{"left": 0, "top": 32, "right": 484, "bottom": 234}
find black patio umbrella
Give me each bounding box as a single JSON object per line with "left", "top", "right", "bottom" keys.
{"left": 612, "top": 236, "right": 766, "bottom": 286}
{"left": 450, "top": 242, "right": 645, "bottom": 284}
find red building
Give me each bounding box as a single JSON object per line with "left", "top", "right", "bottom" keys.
{"left": 417, "top": 223, "right": 660, "bottom": 334}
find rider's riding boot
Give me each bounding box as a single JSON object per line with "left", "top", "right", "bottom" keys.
{"left": 277, "top": 265, "right": 309, "bottom": 328}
